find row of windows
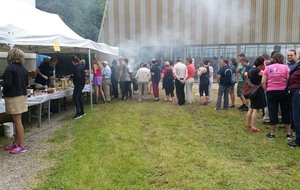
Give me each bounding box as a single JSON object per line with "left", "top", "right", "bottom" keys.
{"left": 120, "top": 44, "right": 300, "bottom": 75}
{"left": 187, "top": 44, "right": 300, "bottom": 60}
{"left": 119, "top": 43, "right": 300, "bottom": 80}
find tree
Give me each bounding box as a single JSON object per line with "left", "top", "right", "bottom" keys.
{"left": 36, "top": 0, "right": 106, "bottom": 41}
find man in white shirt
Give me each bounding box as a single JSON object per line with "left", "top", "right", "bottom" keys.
{"left": 174, "top": 57, "right": 187, "bottom": 105}
{"left": 102, "top": 61, "right": 112, "bottom": 101}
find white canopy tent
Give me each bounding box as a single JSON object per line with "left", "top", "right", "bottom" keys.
{"left": 0, "top": 1, "right": 118, "bottom": 55}
{"left": 0, "top": 0, "right": 119, "bottom": 108}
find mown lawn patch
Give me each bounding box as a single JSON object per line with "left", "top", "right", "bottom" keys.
{"left": 29, "top": 96, "right": 300, "bottom": 190}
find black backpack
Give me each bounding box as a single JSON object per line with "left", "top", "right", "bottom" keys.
{"left": 164, "top": 69, "right": 174, "bottom": 82}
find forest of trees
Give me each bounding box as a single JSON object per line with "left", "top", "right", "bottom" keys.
{"left": 36, "top": 0, "right": 106, "bottom": 42}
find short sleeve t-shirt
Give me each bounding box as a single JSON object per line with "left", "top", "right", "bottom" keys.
{"left": 34, "top": 63, "right": 54, "bottom": 85}
{"left": 218, "top": 66, "right": 232, "bottom": 86}
{"left": 186, "top": 64, "right": 195, "bottom": 79}
{"left": 263, "top": 63, "right": 290, "bottom": 91}
{"left": 248, "top": 67, "right": 262, "bottom": 85}
{"left": 119, "top": 63, "right": 127, "bottom": 82}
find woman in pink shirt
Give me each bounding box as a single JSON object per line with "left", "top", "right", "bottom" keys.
{"left": 93, "top": 60, "right": 106, "bottom": 104}
{"left": 262, "top": 52, "right": 291, "bottom": 139}
{"left": 184, "top": 58, "right": 195, "bottom": 103}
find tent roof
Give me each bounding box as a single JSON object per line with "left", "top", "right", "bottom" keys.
{"left": 0, "top": 1, "right": 118, "bottom": 55}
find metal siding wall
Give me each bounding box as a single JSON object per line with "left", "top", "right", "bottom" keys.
{"left": 162, "top": 0, "right": 168, "bottom": 44}
{"left": 237, "top": 1, "right": 244, "bottom": 43}
{"left": 286, "top": 0, "right": 293, "bottom": 42}
{"left": 274, "top": 0, "right": 281, "bottom": 42}
{"left": 168, "top": 0, "right": 174, "bottom": 44}
{"left": 267, "top": 0, "right": 275, "bottom": 43}
{"left": 218, "top": 0, "right": 225, "bottom": 44}
{"left": 140, "top": 0, "right": 146, "bottom": 45}
{"left": 172, "top": 0, "right": 180, "bottom": 44}
{"left": 179, "top": 0, "right": 185, "bottom": 44}
{"left": 118, "top": 0, "right": 125, "bottom": 45}
{"left": 99, "top": 0, "right": 300, "bottom": 47}
{"left": 249, "top": 0, "right": 256, "bottom": 43}
{"left": 156, "top": 0, "right": 162, "bottom": 43}
{"left": 195, "top": 0, "right": 202, "bottom": 43}
{"left": 230, "top": 0, "right": 238, "bottom": 44}
{"left": 255, "top": 0, "right": 263, "bottom": 43}
{"left": 184, "top": 0, "right": 191, "bottom": 45}
{"left": 129, "top": 0, "right": 136, "bottom": 43}
{"left": 151, "top": 0, "right": 157, "bottom": 43}
{"left": 291, "top": 0, "right": 299, "bottom": 42}
{"left": 190, "top": 0, "right": 196, "bottom": 45}
{"left": 206, "top": 0, "right": 216, "bottom": 44}
{"left": 201, "top": 0, "right": 208, "bottom": 44}
{"left": 279, "top": 0, "right": 287, "bottom": 43}
{"left": 107, "top": 0, "right": 114, "bottom": 45}
{"left": 243, "top": 0, "right": 251, "bottom": 43}
{"left": 135, "top": 0, "right": 141, "bottom": 45}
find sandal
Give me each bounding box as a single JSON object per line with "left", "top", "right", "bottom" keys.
{"left": 244, "top": 125, "right": 251, "bottom": 129}
{"left": 250, "top": 127, "right": 262, "bottom": 132}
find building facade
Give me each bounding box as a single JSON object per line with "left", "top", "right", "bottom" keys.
{"left": 98, "top": 0, "right": 300, "bottom": 72}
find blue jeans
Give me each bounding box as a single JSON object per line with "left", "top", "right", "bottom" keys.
{"left": 291, "top": 89, "right": 300, "bottom": 144}
{"left": 215, "top": 84, "right": 230, "bottom": 109}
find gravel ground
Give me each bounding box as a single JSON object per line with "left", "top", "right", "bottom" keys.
{"left": 0, "top": 107, "right": 73, "bottom": 190}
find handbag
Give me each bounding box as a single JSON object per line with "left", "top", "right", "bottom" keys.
{"left": 242, "top": 79, "right": 261, "bottom": 99}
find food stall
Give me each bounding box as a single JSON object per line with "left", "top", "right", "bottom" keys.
{"left": 0, "top": 83, "right": 90, "bottom": 128}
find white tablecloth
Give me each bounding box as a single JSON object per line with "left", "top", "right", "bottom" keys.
{"left": 0, "top": 85, "right": 91, "bottom": 114}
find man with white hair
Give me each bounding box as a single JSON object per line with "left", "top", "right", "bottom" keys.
{"left": 102, "top": 60, "right": 111, "bottom": 102}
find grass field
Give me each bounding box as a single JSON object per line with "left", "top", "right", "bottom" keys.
{"left": 23, "top": 87, "right": 300, "bottom": 190}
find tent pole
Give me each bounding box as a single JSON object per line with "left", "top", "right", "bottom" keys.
{"left": 88, "top": 49, "right": 93, "bottom": 109}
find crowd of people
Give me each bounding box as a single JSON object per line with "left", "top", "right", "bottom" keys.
{"left": 99, "top": 51, "right": 300, "bottom": 148}
{"left": 2, "top": 47, "right": 300, "bottom": 154}
{"left": 214, "top": 50, "right": 300, "bottom": 147}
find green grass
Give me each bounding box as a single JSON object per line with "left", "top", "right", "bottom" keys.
{"left": 28, "top": 92, "right": 300, "bottom": 190}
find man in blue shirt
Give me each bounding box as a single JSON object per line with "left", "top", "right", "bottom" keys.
{"left": 215, "top": 58, "right": 232, "bottom": 110}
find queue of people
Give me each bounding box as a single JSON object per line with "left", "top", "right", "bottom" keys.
{"left": 84, "top": 52, "right": 300, "bottom": 149}
{"left": 2, "top": 48, "right": 300, "bottom": 155}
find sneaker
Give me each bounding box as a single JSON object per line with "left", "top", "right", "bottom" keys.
{"left": 262, "top": 121, "right": 269, "bottom": 125}
{"left": 241, "top": 106, "right": 249, "bottom": 112}
{"left": 288, "top": 140, "right": 300, "bottom": 147}
{"left": 238, "top": 105, "right": 244, "bottom": 110}
{"left": 229, "top": 105, "right": 235, "bottom": 108}
{"left": 10, "top": 146, "right": 27, "bottom": 154}
{"left": 81, "top": 113, "right": 86, "bottom": 117}
{"left": 4, "top": 143, "right": 18, "bottom": 151}
{"left": 73, "top": 114, "right": 82, "bottom": 120}
{"left": 286, "top": 134, "right": 293, "bottom": 140}
{"left": 266, "top": 133, "right": 275, "bottom": 139}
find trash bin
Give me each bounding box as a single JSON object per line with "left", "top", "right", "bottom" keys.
{"left": 3, "top": 122, "right": 14, "bottom": 138}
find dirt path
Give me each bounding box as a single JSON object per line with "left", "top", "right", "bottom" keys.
{"left": 0, "top": 108, "right": 73, "bottom": 190}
